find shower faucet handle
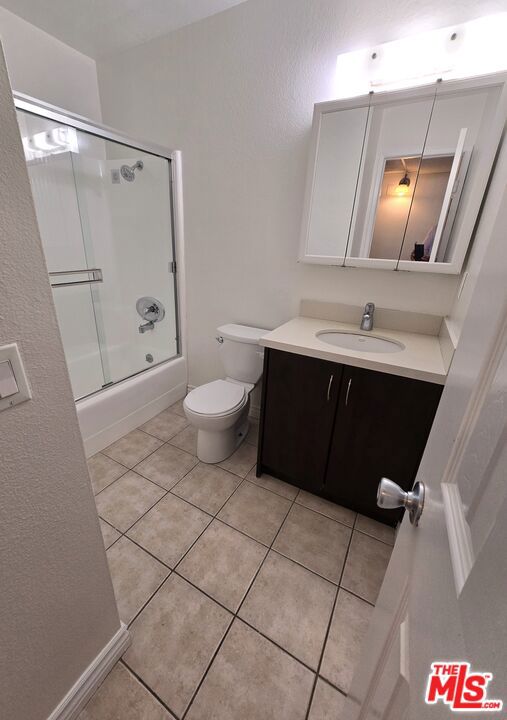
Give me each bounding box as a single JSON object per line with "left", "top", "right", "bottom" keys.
{"left": 136, "top": 296, "right": 165, "bottom": 324}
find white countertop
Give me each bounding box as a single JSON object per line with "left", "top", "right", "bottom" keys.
{"left": 260, "top": 317, "right": 448, "bottom": 384}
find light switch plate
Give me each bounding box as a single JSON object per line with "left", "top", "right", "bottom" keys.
{"left": 0, "top": 343, "right": 32, "bottom": 411}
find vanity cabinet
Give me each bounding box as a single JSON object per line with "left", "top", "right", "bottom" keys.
{"left": 257, "top": 348, "right": 442, "bottom": 525}
{"left": 259, "top": 350, "right": 343, "bottom": 493}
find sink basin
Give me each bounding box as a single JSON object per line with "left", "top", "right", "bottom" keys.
{"left": 316, "top": 331, "right": 405, "bottom": 354}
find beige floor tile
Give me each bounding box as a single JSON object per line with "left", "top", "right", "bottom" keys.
{"left": 169, "top": 397, "right": 186, "bottom": 417}
{"left": 172, "top": 463, "right": 241, "bottom": 515}
{"left": 128, "top": 493, "right": 211, "bottom": 567}
{"left": 135, "top": 443, "right": 198, "bottom": 490}
{"left": 218, "top": 481, "right": 291, "bottom": 545}
{"left": 79, "top": 662, "right": 175, "bottom": 719}
{"left": 99, "top": 519, "right": 121, "bottom": 550}
{"left": 140, "top": 408, "right": 189, "bottom": 442}
{"left": 273, "top": 504, "right": 351, "bottom": 583}
{"left": 178, "top": 520, "right": 267, "bottom": 611}
{"left": 240, "top": 551, "right": 335, "bottom": 669}
{"left": 169, "top": 425, "right": 198, "bottom": 455}
{"left": 341, "top": 531, "right": 392, "bottom": 604}
{"left": 296, "top": 490, "right": 356, "bottom": 527}
{"left": 218, "top": 441, "right": 258, "bottom": 478}
{"left": 87, "top": 453, "right": 127, "bottom": 495}
{"left": 245, "top": 418, "right": 259, "bottom": 446}
{"left": 125, "top": 574, "right": 232, "bottom": 717}
{"left": 246, "top": 468, "right": 298, "bottom": 500}
{"left": 320, "top": 589, "right": 373, "bottom": 692}
{"left": 308, "top": 679, "right": 346, "bottom": 720}
{"left": 103, "top": 429, "right": 163, "bottom": 468}
{"left": 106, "top": 537, "right": 169, "bottom": 625}
{"left": 186, "top": 619, "right": 314, "bottom": 720}
{"left": 96, "top": 471, "right": 165, "bottom": 532}
{"left": 355, "top": 514, "right": 396, "bottom": 545}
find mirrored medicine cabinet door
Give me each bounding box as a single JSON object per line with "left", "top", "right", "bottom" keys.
{"left": 299, "top": 74, "right": 507, "bottom": 274}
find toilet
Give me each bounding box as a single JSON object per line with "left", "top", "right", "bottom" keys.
{"left": 183, "top": 324, "right": 267, "bottom": 463}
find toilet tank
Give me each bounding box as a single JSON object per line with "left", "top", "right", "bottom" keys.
{"left": 217, "top": 324, "right": 267, "bottom": 384}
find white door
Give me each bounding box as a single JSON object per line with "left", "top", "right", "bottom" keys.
{"left": 346, "top": 148, "right": 507, "bottom": 719}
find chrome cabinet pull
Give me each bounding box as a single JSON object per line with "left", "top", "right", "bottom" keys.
{"left": 327, "top": 374, "right": 334, "bottom": 401}
{"left": 49, "top": 268, "right": 103, "bottom": 287}
{"left": 345, "top": 378, "right": 352, "bottom": 406}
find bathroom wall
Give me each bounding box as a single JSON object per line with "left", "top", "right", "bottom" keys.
{"left": 97, "top": 0, "right": 504, "bottom": 387}
{"left": 0, "top": 6, "right": 101, "bottom": 119}
{"left": 0, "top": 43, "right": 121, "bottom": 720}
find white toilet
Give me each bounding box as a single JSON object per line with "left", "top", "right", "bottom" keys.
{"left": 183, "top": 324, "right": 267, "bottom": 463}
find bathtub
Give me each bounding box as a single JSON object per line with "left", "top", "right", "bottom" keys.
{"left": 77, "top": 355, "right": 187, "bottom": 457}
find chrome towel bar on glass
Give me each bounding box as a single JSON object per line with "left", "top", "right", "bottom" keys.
{"left": 49, "top": 268, "right": 103, "bottom": 288}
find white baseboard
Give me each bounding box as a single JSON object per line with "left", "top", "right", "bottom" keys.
{"left": 47, "top": 623, "right": 130, "bottom": 720}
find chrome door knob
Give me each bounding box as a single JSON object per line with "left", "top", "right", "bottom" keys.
{"left": 377, "top": 477, "right": 425, "bottom": 526}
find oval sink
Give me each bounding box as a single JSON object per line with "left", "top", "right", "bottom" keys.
{"left": 316, "top": 331, "right": 405, "bottom": 354}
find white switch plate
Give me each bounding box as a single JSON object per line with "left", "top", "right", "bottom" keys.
{"left": 0, "top": 343, "right": 32, "bottom": 411}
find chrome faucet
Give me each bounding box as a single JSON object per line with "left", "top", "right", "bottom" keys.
{"left": 139, "top": 320, "right": 155, "bottom": 333}
{"left": 360, "top": 302, "right": 375, "bottom": 331}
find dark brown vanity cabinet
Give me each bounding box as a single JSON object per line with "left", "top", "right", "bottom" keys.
{"left": 257, "top": 348, "right": 442, "bottom": 525}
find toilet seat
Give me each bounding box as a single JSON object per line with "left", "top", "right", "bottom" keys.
{"left": 185, "top": 379, "right": 246, "bottom": 418}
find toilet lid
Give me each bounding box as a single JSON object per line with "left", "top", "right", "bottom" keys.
{"left": 185, "top": 379, "right": 246, "bottom": 416}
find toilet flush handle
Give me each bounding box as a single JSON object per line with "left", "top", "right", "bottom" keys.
{"left": 216, "top": 336, "right": 224, "bottom": 344}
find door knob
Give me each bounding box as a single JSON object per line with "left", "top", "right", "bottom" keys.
{"left": 377, "top": 477, "right": 425, "bottom": 526}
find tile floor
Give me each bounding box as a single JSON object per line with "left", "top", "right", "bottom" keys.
{"left": 80, "top": 397, "right": 395, "bottom": 720}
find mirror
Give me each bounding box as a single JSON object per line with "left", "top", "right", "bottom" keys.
{"left": 305, "top": 106, "right": 368, "bottom": 259}
{"left": 300, "top": 75, "right": 507, "bottom": 274}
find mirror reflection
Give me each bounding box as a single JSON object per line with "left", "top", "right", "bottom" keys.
{"left": 300, "top": 78, "right": 507, "bottom": 274}
{"left": 345, "top": 97, "right": 434, "bottom": 263}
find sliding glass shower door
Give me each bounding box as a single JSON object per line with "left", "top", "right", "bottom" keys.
{"left": 17, "top": 107, "right": 179, "bottom": 400}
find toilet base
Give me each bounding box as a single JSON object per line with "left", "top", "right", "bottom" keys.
{"left": 197, "top": 413, "right": 250, "bottom": 463}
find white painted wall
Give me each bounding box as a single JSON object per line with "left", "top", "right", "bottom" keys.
{"left": 97, "top": 0, "right": 505, "bottom": 387}
{"left": 0, "top": 44, "right": 120, "bottom": 720}
{"left": 0, "top": 6, "right": 101, "bottom": 120}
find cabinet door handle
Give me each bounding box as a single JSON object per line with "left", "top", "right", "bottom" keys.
{"left": 345, "top": 378, "right": 352, "bottom": 406}
{"left": 327, "top": 374, "right": 334, "bottom": 402}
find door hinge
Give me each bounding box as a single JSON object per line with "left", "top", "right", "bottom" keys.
{"left": 168, "top": 261, "right": 177, "bottom": 274}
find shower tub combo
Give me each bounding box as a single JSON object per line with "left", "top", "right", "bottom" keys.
{"left": 15, "top": 94, "right": 186, "bottom": 456}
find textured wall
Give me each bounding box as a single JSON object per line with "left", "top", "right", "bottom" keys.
{"left": 97, "top": 0, "right": 503, "bottom": 388}
{"left": 0, "top": 6, "right": 101, "bottom": 120}
{"left": 0, "top": 45, "right": 120, "bottom": 720}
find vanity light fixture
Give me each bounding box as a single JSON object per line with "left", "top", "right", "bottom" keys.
{"left": 334, "top": 12, "right": 507, "bottom": 98}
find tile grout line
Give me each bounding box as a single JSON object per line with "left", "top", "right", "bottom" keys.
{"left": 181, "top": 476, "right": 303, "bottom": 719}
{"left": 317, "top": 673, "right": 348, "bottom": 698}
{"left": 303, "top": 520, "right": 356, "bottom": 720}
{"left": 121, "top": 472, "right": 257, "bottom": 719}
{"left": 119, "top": 658, "right": 181, "bottom": 719}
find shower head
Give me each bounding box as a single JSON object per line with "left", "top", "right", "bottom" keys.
{"left": 120, "top": 160, "right": 144, "bottom": 182}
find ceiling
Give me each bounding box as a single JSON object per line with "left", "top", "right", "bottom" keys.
{"left": 0, "top": 0, "right": 248, "bottom": 58}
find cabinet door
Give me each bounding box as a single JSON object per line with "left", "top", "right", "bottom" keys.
{"left": 259, "top": 349, "right": 342, "bottom": 493}
{"left": 325, "top": 366, "right": 442, "bottom": 524}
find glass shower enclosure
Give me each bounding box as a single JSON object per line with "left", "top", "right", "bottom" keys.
{"left": 15, "top": 97, "right": 179, "bottom": 400}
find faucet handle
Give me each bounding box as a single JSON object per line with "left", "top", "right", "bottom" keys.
{"left": 365, "top": 302, "right": 375, "bottom": 313}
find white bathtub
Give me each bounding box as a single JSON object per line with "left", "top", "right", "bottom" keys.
{"left": 77, "top": 356, "right": 187, "bottom": 457}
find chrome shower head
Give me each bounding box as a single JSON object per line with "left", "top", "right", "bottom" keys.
{"left": 120, "top": 160, "right": 144, "bottom": 182}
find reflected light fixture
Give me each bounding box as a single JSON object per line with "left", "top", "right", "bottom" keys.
{"left": 395, "top": 172, "right": 411, "bottom": 196}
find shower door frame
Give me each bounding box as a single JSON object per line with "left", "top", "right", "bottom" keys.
{"left": 14, "top": 91, "right": 186, "bottom": 399}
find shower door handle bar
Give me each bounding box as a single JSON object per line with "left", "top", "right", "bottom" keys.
{"left": 49, "top": 268, "right": 103, "bottom": 287}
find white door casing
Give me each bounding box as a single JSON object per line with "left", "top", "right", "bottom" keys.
{"left": 345, "top": 136, "right": 507, "bottom": 719}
